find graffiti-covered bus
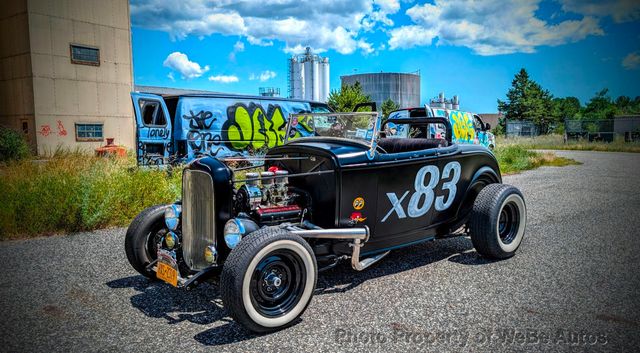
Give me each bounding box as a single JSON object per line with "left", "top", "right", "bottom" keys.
{"left": 386, "top": 106, "right": 496, "bottom": 149}
{"left": 131, "top": 92, "right": 331, "bottom": 165}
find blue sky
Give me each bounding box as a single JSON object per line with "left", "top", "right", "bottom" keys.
{"left": 130, "top": 0, "right": 640, "bottom": 113}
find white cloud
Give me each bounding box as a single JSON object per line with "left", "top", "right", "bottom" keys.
{"left": 228, "top": 40, "right": 245, "bottom": 62}
{"left": 167, "top": 72, "right": 175, "bottom": 82}
{"left": 130, "top": 0, "right": 395, "bottom": 54}
{"left": 208, "top": 75, "right": 239, "bottom": 83}
{"left": 249, "top": 70, "right": 277, "bottom": 82}
{"left": 389, "top": 0, "right": 604, "bottom": 55}
{"left": 163, "top": 52, "right": 209, "bottom": 79}
{"left": 247, "top": 36, "right": 274, "bottom": 46}
{"left": 284, "top": 44, "right": 326, "bottom": 55}
{"left": 560, "top": 0, "right": 640, "bottom": 23}
{"left": 622, "top": 52, "right": 640, "bottom": 70}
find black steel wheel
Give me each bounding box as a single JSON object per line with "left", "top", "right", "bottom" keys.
{"left": 250, "top": 249, "right": 307, "bottom": 318}
{"left": 125, "top": 205, "right": 169, "bottom": 277}
{"left": 221, "top": 227, "right": 317, "bottom": 333}
{"left": 498, "top": 201, "right": 520, "bottom": 245}
{"left": 469, "top": 184, "right": 527, "bottom": 259}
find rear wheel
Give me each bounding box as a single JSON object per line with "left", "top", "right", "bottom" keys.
{"left": 221, "top": 227, "right": 317, "bottom": 333}
{"left": 469, "top": 184, "right": 527, "bottom": 259}
{"left": 124, "top": 205, "right": 169, "bottom": 277}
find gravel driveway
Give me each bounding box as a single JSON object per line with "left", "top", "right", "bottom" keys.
{"left": 1, "top": 150, "right": 639, "bottom": 352}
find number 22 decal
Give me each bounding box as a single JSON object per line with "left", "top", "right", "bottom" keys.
{"left": 382, "top": 161, "right": 461, "bottom": 222}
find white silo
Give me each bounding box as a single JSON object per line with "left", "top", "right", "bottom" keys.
{"left": 287, "top": 47, "right": 330, "bottom": 102}
{"left": 320, "top": 57, "right": 330, "bottom": 102}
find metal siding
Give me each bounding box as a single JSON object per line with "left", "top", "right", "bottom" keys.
{"left": 340, "top": 73, "right": 421, "bottom": 111}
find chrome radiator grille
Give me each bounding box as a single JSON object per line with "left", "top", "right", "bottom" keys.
{"left": 182, "top": 169, "right": 216, "bottom": 270}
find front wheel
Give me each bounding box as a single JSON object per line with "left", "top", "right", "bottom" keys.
{"left": 220, "top": 227, "right": 317, "bottom": 333}
{"left": 468, "top": 184, "right": 527, "bottom": 259}
{"left": 124, "top": 205, "right": 169, "bottom": 277}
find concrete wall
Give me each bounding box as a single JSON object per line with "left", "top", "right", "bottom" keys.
{"left": 27, "top": 0, "right": 134, "bottom": 154}
{"left": 341, "top": 73, "right": 421, "bottom": 111}
{"left": 0, "top": 0, "right": 36, "bottom": 151}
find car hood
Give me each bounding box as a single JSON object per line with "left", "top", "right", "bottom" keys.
{"left": 272, "top": 138, "right": 371, "bottom": 166}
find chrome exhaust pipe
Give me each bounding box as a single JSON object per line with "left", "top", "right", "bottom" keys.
{"left": 289, "top": 227, "right": 368, "bottom": 241}
{"left": 288, "top": 225, "right": 387, "bottom": 271}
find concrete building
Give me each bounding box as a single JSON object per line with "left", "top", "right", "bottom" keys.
{"left": 340, "top": 72, "right": 420, "bottom": 110}
{"left": 288, "top": 47, "right": 330, "bottom": 102}
{"left": 0, "top": 0, "right": 133, "bottom": 154}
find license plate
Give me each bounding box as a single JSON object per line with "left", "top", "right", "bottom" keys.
{"left": 156, "top": 262, "right": 178, "bottom": 287}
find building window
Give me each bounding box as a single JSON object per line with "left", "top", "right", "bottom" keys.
{"left": 70, "top": 44, "right": 100, "bottom": 66}
{"left": 75, "top": 123, "right": 104, "bottom": 142}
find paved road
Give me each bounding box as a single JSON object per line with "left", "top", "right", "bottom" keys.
{"left": 2, "top": 151, "right": 639, "bottom": 352}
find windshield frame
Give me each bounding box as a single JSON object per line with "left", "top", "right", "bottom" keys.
{"left": 285, "top": 112, "right": 381, "bottom": 159}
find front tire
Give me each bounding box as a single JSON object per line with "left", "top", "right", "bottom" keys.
{"left": 221, "top": 227, "right": 317, "bottom": 333}
{"left": 124, "top": 205, "right": 169, "bottom": 278}
{"left": 469, "top": 184, "right": 527, "bottom": 259}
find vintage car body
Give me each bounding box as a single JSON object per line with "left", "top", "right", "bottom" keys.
{"left": 125, "top": 111, "right": 526, "bottom": 333}
{"left": 266, "top": 139, "right": 500, "bottom": 255}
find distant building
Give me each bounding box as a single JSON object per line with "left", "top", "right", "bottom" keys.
{"left": 0, "top": 0, "right": 134, "bottom": 154}
{"left": 429, "top": 92, "right": 460, "bottom": 110}
{"left": 259, "top": 87, "right": 280, "bottom": 97}
{"left": 478, "top": 113, "right": 503, "bottom": 130}
{"left": 340, "top": 71, "right": 420, "bottom": 110}
{"left": 288, "top": 47, "right": 330, "bottom": 102}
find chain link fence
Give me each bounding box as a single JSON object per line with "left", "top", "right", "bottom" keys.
{"left": 506, "top": 120, "right": 540, "bottom": 137}
{"left": 565, "top": 117, "right": 640, "bottom": 142}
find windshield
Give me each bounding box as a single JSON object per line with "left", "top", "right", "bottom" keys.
{"left": 285, "top": 112, "right": 379, "bottom": 147}
{"left": 386, "top": 110, "right": 447, "bottom": 139}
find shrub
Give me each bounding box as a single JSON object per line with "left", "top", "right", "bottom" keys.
{"left": 0, "top": 154, "right": 181, "bottom": 239}
{"left": 0, "top": 126, "right": 30, "bottom": 162}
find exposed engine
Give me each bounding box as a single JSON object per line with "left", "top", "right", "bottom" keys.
{"left": 235, "top": 168, "right": 303, "bottom": 225}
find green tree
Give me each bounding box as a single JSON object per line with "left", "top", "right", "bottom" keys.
{"left": 327, "top": 82, "right": 371, "bottom": 112}
{"left": 583, "top": 88, "right": 617, "bottom": 119}
{"left": 497, "top": 68, "right": 554, "bottom": 132}
{"left": 614, "top": 95, "right": 640, "bottom": 115}
{"left": 380, "top": 98, "right": 400, "bottom": 120}
{"left": 615, "top": 95, "right": 631, "bottom": 111}
{"left": 552, "top": 97, "right": 581, "bottom": 119}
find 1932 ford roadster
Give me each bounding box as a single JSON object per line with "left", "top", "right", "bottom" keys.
{"left": 125, "top": 108, "right": 527, "bottom": 333}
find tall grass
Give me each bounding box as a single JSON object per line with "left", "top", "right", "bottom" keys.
{"left": 494, "top": 145, "right": 580, "bottom": 175}
{"left": 498, "top": 134, "right": 640, "bottom": 153}
{"left": 0, "top": 153, "right": 181, "bottom": 239}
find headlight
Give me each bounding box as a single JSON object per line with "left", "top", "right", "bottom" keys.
{"left": 224, "top": 218, "right": 259, "bottom": 249}
{"left": 164, "top": 204, "right": 181, "bottom": 231}
{"left": 224, "top": 219, "right": 243, "bottom": 249}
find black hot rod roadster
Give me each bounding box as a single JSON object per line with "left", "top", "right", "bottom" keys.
{"left": 125, "top": 108, "right": 527, "bottom": 333}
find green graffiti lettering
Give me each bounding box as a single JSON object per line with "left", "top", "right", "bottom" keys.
{"left": 223, "top": 103, "right": 287, "bottom": 151}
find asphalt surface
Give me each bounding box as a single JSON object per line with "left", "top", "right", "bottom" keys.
{"left": 1, "top": 150, "right": 639, "bottom": 352}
